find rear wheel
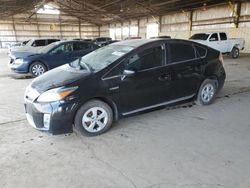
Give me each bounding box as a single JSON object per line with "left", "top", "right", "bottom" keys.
{"left": 29, "top": 62, "right": 47, "bottom": 77}
{"left": 74, "top": 100, "right": 113, "bottom": 136}
{"left": 231, "top": 47, "right": 239, "bottom": 59}
{"left": 196, "top": 79, "right": 217, "bottom": 106}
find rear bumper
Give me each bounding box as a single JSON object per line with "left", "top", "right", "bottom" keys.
{"left": 24, "top": 99, "right": 78, "bottom": 135}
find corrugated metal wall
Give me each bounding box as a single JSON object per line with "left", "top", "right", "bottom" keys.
{"left": 100, "top": 2, "right": 250, "bottom": 53}
{"left": 0, "top": 13, "right": 99, "bottom": 47}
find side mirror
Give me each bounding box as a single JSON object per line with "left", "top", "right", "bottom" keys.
{"left": 121, "top": 69, "right": 135, "bottom": 80}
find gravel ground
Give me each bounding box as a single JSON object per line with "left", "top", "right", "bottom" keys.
{"left": 0, "top": 52, "right": 250, "bottom": 188}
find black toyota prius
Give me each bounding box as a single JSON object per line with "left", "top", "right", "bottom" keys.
{"left": 24, "top": 39, "right": 226, "bottom": 136}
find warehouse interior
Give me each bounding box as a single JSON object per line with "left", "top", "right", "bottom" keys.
{"left": 1, "top": 0, "right": 250, "bottom": 188}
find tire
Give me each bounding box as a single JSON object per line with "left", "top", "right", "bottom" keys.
{"left": 29, "top": 62, "right": 47, "bottom": 77}
{"left": 231, "top": 47, "right": 239, "bottom": 59}
{"left": 74, "top": 100, "right": 113, "bottom": 136}
{"left": 196, "top": 79, "right": 218, "bottom": 106}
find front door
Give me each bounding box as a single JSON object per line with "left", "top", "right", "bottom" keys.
{"left": 119, "top": 44, "right": 173, "bottom": 114}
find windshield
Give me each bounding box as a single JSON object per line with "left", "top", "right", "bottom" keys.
{"left": 190, "top": 34, "right": 210, "bottom": 40}
{"left": 80, "top": 45, "right": 134, "bottom": 71}
{"left": 39, "top": 42, "right": 61, "bottom": 54}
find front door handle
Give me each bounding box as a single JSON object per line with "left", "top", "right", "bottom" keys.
{"left": 158, "top": 74, "right": 171, "bottom": 81}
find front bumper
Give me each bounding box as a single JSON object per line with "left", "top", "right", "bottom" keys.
{"left": 24, "top": 99, "right": 78, "bottom": 135}
{"left": 10, "top": 63, "right": 29, "bottom": 74}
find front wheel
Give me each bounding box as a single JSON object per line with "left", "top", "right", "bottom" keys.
{"left": 74, "top": 100, "right": 113, "bottom": 136}
{"left": 196, "top": 79, "right": 217, "bottom": 106}
{"left": 29, "top": 62, "right": 47, "bottom": 77}
{"left": 231, "top": 47, "right": 239, "bottom": 59}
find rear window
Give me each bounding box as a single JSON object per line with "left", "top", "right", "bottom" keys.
{"left": 190, "top": 34, "right": 209, "bottom": 40}
{"left": 32, "top": 40, "right": 46, "bottom": 47}
{"left": 195, "top": 45, "right": 207, "bottom": 57}
{"left": 168, "top": 42, "right": 196, "bottom": 63}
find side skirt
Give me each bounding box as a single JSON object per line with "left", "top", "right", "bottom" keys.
{"left": 122, "top": 94, "right": 195, "bottom": 116}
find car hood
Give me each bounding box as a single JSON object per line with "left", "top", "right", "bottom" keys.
{"left": 9, "top": 51, "right": 38, "bottom": 59}
{"left": 31, "top": 64, "right": 91, "bottom": 93}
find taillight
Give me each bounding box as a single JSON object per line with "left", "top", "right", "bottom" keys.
{"left": 219, "top": 53, "right": 224, "bottom": 65}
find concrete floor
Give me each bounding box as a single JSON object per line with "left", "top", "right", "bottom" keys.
{"left": 0, "top": 52, "right": 250, "bottom": 188}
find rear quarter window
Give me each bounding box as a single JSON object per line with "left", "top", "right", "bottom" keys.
{"left": 195, "top": 45, "right": 207, "bottom": 58}
{"left": 168, "top": 42, "right": 196, "bottom": 63}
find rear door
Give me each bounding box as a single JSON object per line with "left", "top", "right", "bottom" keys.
{"left": 166, "top": 41, "right": 203, "bottom": 99}
{"left": 219, "top": 32, "right": 229, "bottom": 53}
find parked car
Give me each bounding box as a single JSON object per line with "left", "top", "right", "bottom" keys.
{"left": 10, "top": 38, "right": 60, "bottom": 53}
{"left": 24, "top": 39, "right": 226, "bottom": 136}
{"left": 10, "top": 40, "right": 99, "bottom": 77}
{"left": 190, "top": 32, "right": 245, "bottom": 58}
{"left": 93, "top": 37, "right": 112, "bottom": 47}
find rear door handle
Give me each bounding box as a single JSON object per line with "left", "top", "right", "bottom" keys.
{"left": 158, "top": 74, "right": 171, "bottom": 81}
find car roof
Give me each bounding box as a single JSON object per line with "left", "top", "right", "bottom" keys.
{"left": 110, "top": 38, "right": 196, "bottom": 48}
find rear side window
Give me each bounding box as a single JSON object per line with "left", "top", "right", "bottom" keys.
{"left": 195, "top": 45, "right": 207, "bottom": 57}
{"left": 220, "top": 33, "right": 227, "bottom": 41}
{"left": 32, "top": 40, "right": 46, "bottom": 47}
{"left": 73, "top": 42, "right": 91, "bottom": 51}
{"left": 168, "top": 42, "right": 195, "bottom": 63}
{"left": 127, "top": 46, "right": 165, "bottom": 71}
{"left": 47, "top": 39, "right": 59, "bottom": 44}
{"left": 209, "top": 33, "right": 219, "bottom": 41}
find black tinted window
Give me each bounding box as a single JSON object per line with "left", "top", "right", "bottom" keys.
{"left": 220, "top": 33, "right": 227, "bottom": 40}
{"left": 169, "top": 42, "right": 195, "bottom": 63}
{"left": 32, "top": 40, "right": 46, "bottom": 47}
{"left": 47, "top": 39, "right": 59, "bottom": 44}
{"left": 195, "top": 45, "right": 207, "bottom": 57}
{"left": 209, "top": 33, "right": 219, "bottom": 41}
{"left": 73, "top": 42, "right": 91, "bottom": 51}
{"left": 127, "top": 46, "right": 164, "bottom": 71}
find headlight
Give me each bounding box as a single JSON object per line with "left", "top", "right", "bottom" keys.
{"left": 37, "top": 86, "right": 78, "bottom": 103}
{"left": 14, "top": 58, "right": 24, "bottom": 65}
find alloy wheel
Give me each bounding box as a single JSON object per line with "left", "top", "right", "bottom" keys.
{"left": 82, "top": 107, "right": 108, "bottom": 133}
{"left": 201, "top": 83, "right": 215, "bottom": 103}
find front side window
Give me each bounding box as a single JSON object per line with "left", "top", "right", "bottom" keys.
{"left": 127, "top": 46, "right": 165, "bottom": 71}
{"left": 32, "top": 40, "right": 46, "bottom": 47}
{"left": 168, "top": 42, "right": 195, "bottom": 63}
{"left": 209, "top": 33, "right": 219, "bottom": 41}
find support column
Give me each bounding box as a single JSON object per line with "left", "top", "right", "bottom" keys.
{"left": 235, "top": 2, "right": 242, "bottom": 28}
{"left": 137, "top": 19, "right": 140, "bottom": 37}
{"left": 12, "top": 16, "right": 17, "bottom": 42}
{"left": 78, "top": 18, "right": 82, "bottom": 39}
{"left": 35, "top": 13, "right": 40, "bottom": 38}
{"left": 159, "top": 16, "right": 162, "bottom": 35}
{"left": 189, "top": 11, "right": 193, "bottom": 37}
{"left": 59, "top": 14, "right": 63, "bottom": 39}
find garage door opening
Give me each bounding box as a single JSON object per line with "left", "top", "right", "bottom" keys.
{"left": 146, "top": 23, "right": 159, "bottom": 39}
